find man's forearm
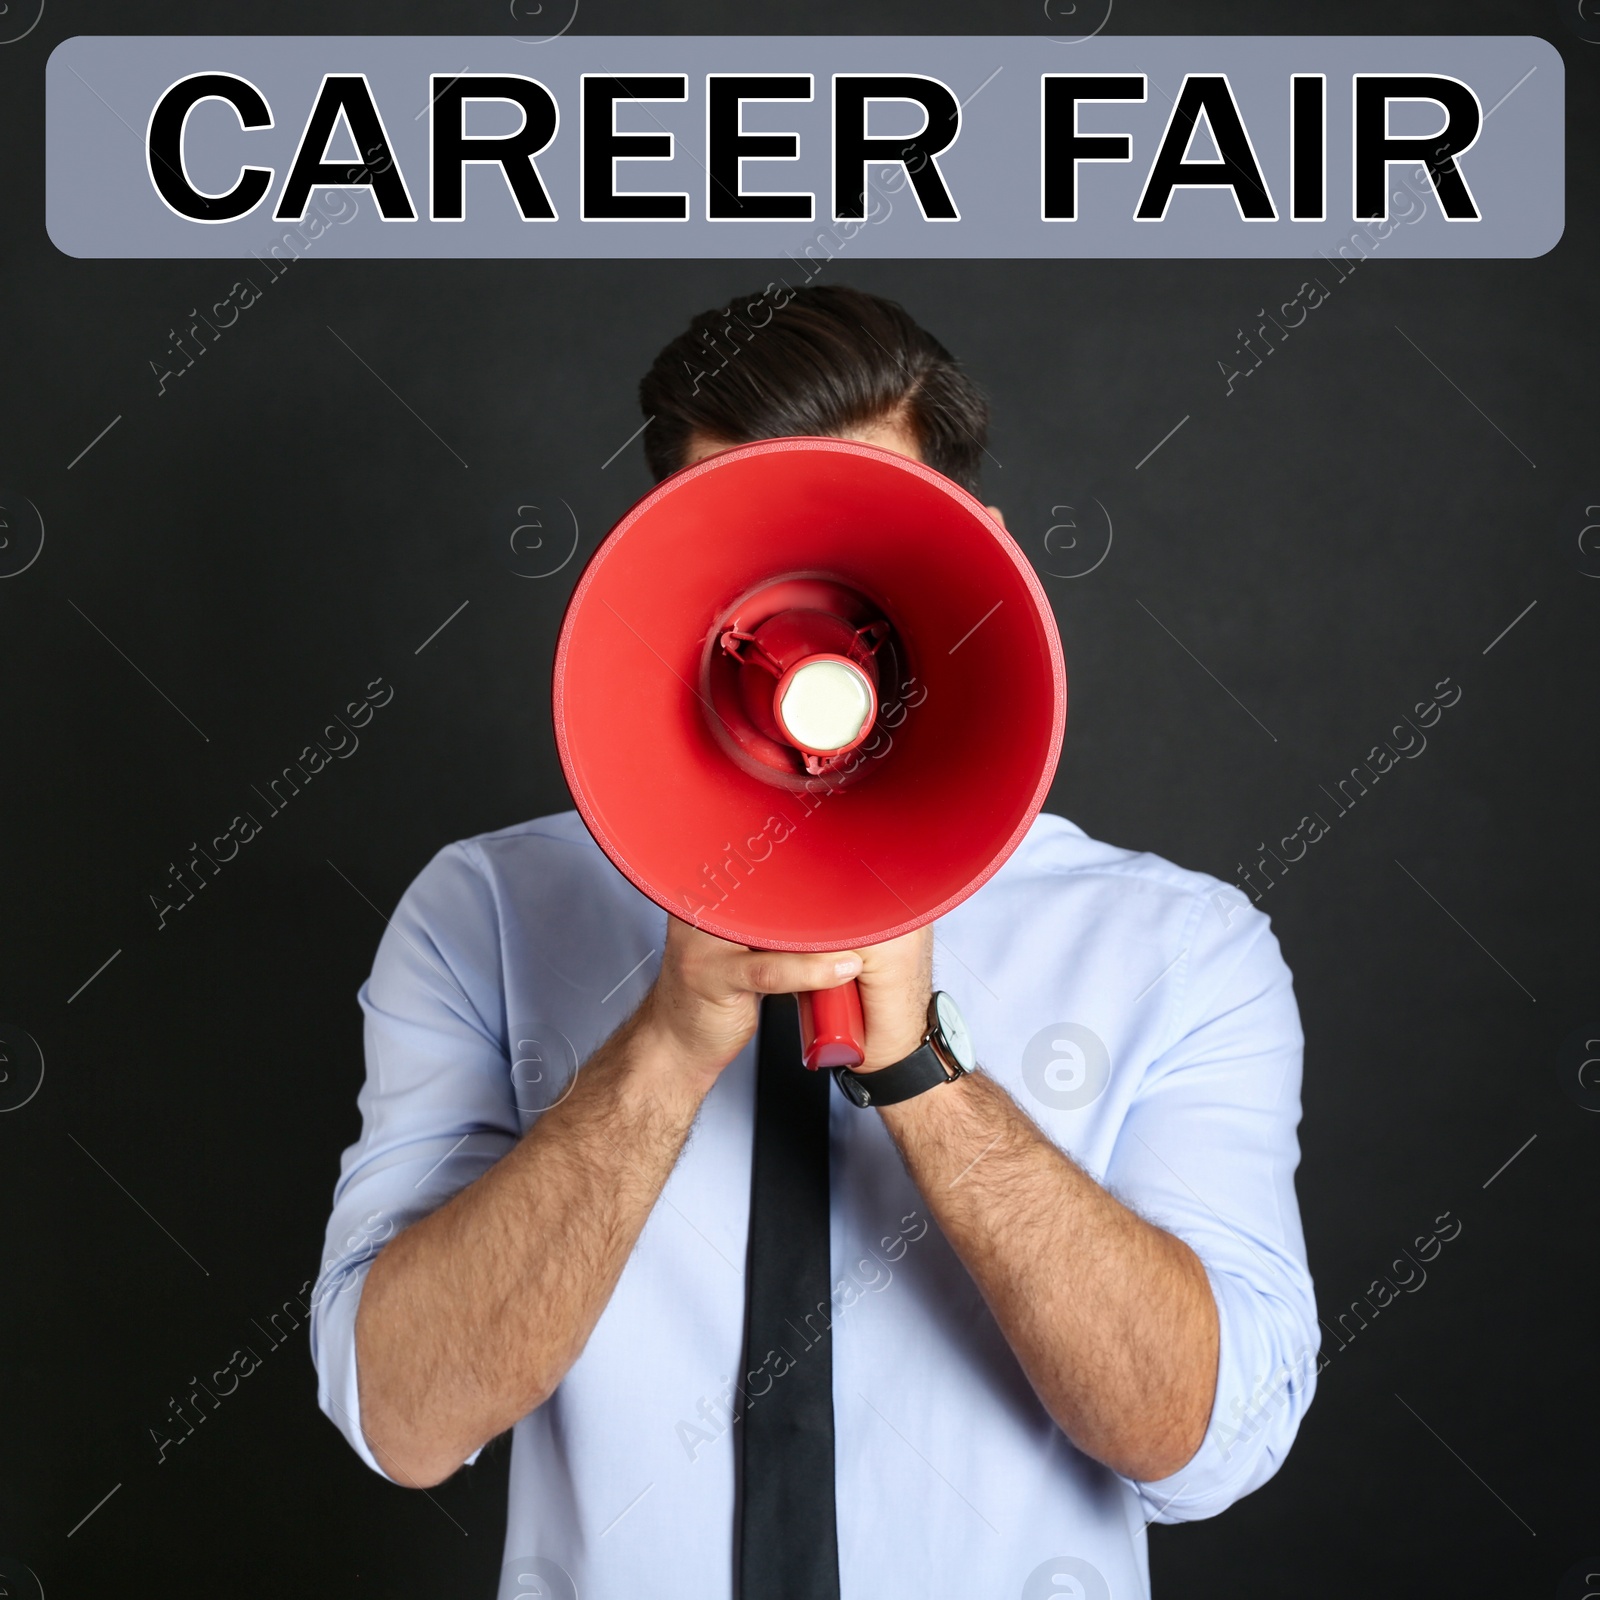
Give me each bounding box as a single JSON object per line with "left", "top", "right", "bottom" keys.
{"left": 879, "top": 1070, "right": 1219, "bottom": 1481}
{"left": 353, "top": 1004, "right": 714, "bottom": 1488}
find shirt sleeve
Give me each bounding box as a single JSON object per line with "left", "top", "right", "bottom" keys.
{"left": 1104, "top": 889, "right": 1319, "bottom": 1522}
{"left": 308, "top": 840, "right": 519, "bottom": 1482}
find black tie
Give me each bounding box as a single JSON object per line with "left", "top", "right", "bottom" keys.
{"left": 737, "top": 993, "right": 841, "bottom": 1600}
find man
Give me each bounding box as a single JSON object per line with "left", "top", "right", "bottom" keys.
{"left": 311, "top": 285, "right": 1318, "bottom": 1598}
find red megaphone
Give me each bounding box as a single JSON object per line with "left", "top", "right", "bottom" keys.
{"left": 553, "top": 437, "right": 1066, "bottom": 1070}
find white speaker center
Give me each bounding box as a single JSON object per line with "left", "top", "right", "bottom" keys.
{"left": 778, "top": 658, "right": 874, "bottom": 753}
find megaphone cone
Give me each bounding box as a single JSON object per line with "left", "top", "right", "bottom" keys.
{"left": 554, "top": 437, "right": 1066, "bottom": 1069}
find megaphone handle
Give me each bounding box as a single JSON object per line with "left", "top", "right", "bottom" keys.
{"left": 796, "top": 980, "right": 867, "bottom": 1071}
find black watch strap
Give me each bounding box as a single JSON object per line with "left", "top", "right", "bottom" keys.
{"left": 833, "top": 1042, "right": 963, "bottom": 1108}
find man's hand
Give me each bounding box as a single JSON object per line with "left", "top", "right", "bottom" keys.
{"left": 640, "top": 916, "right": 863, "bottom": 1086}
{"left": 852, "top": 926, "right": 934, "bottom": 1071}
{"left": 644, "top": 917, "right": 935, "bottom": 1080}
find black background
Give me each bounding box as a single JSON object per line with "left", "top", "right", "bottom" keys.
{"left": 2, "top": 0, "right": 1596, "bottom": 1595}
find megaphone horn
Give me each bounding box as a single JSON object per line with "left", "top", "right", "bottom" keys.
{"left": 553, "top": 437, "right": 1067, "bottom": 1071}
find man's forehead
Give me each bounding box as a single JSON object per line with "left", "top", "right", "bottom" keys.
{"left": 682, "top": 419, "right": 923, "bottom": 468}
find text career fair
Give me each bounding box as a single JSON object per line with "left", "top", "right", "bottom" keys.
{"left": 146, "top": 70, "right": 1490, "bottom": 229}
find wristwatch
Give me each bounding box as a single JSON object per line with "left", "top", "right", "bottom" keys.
{"left": 833, "top": 991, "right": 976, "bottom": 1107}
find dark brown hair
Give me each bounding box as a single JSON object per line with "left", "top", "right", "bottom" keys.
{"left": 638, "top": 283, "right": 989, "bottom": 492}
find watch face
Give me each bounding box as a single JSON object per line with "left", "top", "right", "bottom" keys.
{"left": 932, "top": 991, "right": 976, "bottom": 1073}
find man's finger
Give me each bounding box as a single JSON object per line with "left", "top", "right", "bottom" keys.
{"left": 728, "top": 949, "right": 863, "bottom": 996}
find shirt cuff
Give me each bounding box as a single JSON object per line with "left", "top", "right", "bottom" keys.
{"left": 310, "top": 1251, "right": 485, "bottom": 1483}
{"left": 1119, "top": 1260, "right": 1318, "bottom": 1523}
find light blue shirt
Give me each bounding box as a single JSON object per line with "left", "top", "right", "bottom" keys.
{"left": 311, "top": 809, "right": 1318, "bottom": 1600}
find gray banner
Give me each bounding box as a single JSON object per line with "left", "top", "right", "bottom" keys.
{"left": 45, "top": 34, "right": 1562, "bottom": 259}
